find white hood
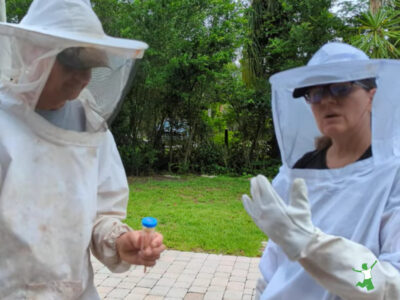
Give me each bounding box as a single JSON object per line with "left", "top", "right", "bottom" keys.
{"left": 270, "top": 42, "right": 400, "bottom": 167}
{"left": 0, "top": 0, "right": 148, "bottom": 123}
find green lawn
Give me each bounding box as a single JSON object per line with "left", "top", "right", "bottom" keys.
{"left": 125, "top": 175, "right": 266, "bottom": 257}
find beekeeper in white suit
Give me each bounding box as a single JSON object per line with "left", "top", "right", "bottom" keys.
{"left": 243, "top": 42, "right": 400, "bottom": 299}
{"left": 0, "top": 0, "right": 165, "bottom": 299}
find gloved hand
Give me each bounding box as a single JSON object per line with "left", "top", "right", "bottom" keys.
{"left": 243, "top": 175, "right": 400, "bottom": 299}
{"left": 242, "top": 174, "right": 316, "bottom": 260}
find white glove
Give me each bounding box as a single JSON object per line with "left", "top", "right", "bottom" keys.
{"left": 244, "top": 175, "right": 400, "bottom": 299}
{"left": 242, "top": 174, "right": 316, "bottom": 260}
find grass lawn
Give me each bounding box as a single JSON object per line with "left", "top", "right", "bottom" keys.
{"left": 124, "top": 175, "right": 266, "bottom": 257}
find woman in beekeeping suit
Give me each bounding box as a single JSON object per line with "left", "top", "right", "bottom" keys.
{"left": 243, "top": 42, "right": 400, "bottom": 299}
{"left": 0, "top": 0, "right": 165, "bottom": 299}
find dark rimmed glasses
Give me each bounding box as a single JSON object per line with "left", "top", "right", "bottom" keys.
{"left": 304, "top": 81, "right": 371, "bottom": 104}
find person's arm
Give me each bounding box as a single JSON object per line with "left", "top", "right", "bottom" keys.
{"left": 298, "top": 231, "right": 400, "bottom": 299}
{"left": 243, "top": 175, "right": 400, "bottom": 300}
{"left": 297, "top": 177, "right": 400, "bottom": 299}
{"left": 352, "top": 268, "right": 362, "bottom": 273}
{"left": 90, "top": 131, "right": 132, "bottom": 272}
{"left": 91, "top": 131, "right": 165, "bottom": 272}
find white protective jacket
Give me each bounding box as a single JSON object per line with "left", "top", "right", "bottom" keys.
{"left": 0, "top": 0, "right": 148, "bottom": 298}
{"left": 0, "top": 92, "right": 132, "bottom": 299}
{"left": 259, "top": 44, "right": 400, "bottom": 299}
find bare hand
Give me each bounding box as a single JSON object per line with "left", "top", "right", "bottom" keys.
{"left": 116, "top": 231, "right": 166, "bottom": 266}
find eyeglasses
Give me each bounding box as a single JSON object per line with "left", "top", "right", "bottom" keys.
{"left": 304, "top": 81, "right": 370, "bottom": 104}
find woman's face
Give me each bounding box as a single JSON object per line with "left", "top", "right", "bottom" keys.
{"left": 38, "top": 60, "right": 91, "bottom": 109}
{"left": 309, "top": 83, "right": 376, "bottom": 139}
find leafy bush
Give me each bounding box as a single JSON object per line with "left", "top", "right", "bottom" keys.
{"left": 118, "top": 143, "right": 159, "bottom": 176}
{"left": 189, "top": 141, "right": 227, "bottom": 174}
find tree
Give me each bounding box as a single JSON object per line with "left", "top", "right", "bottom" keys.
{"left": 93, "top": 0, "right": 246, "bottom": 174}
{"left": 240, "top": 0, "right": 344, "bottom": 166}
{"left": 5, "top": 0, "right": 32, "bottom": 22}
{"left": 347, "top": 0, "right": 400, "bottom": 58}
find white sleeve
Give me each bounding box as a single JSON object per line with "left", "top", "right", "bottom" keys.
{"left": 90, "top": 130, "right": 132, "bottom": 273}
{"left": 298, "top": 177, "right": 400, "bottom": 299}
{"left": 299, "top": 230, "right": 400, "bottom": 299}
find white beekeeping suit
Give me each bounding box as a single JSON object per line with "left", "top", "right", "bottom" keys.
{"left": 250, "top": 43, "right": 400, "bottom": 299}
{"left": 0, "top": 0, "right": 148, "bottom": 299}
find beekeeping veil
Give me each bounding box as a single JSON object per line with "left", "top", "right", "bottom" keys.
{"left": 0, "top": 0, "right": 147, "bottom": 127}
{"left": 270, "top": 42, "right": 400, "bottom": 167}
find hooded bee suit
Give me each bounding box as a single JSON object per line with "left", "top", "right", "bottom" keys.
{"left": 251, "top": 43, "right": 400, "bottom": 299}
{"left": 0, "top": 0, "right": 148, "bottom": 298}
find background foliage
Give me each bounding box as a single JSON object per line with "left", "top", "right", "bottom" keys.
{"left": 5, "top": 0, "right": 400, "bottom": 177}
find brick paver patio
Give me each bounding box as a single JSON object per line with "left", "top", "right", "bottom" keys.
{"left": 93, "top": 249, "right": 261, "bottom": 300}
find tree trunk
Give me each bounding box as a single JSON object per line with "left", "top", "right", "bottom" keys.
{"left": 168, "top": 124, "right": 174, "bottom": 172}
{"left": 183, "top": 122, "right": 196, "bottom": 168}
{"left": 249, "top": 114, "right": 263, "bottom": 166}
{"left": 0, "top": 0, "right": 6, "bottom": 22}
{"left": 370, "top": 0, "right": 381, "bottom": 14}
